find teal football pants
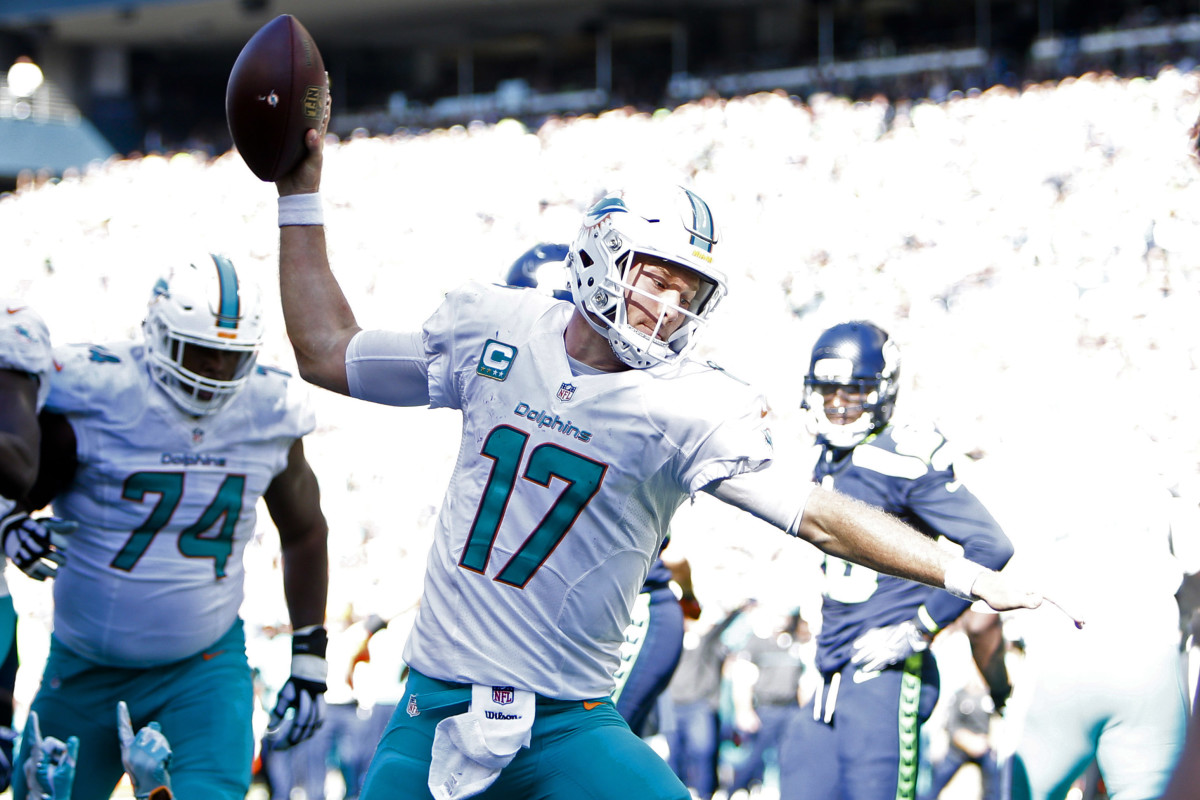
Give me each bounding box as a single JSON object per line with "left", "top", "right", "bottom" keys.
{"left": 12, "top": 619, "right": 254, "bottom": 800}
{"left": 360, "top": 668, "right": 689, "bottom": 799}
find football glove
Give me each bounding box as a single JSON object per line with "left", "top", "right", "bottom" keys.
{"left": 0, "top": 497, "right": 75, "bottom": 582}
{"left": 116, "top": 701, "right": 173, "bottom": 800}
{"left": 850, "top": 619, "right": 932, "bottom": 673}
{"left": 267, "top": 624, "right": 328, "bottom": 750}
{"left": 22, "top": 712, "right": 78, "bottom": 800}
{"left": 0, "top": 724, "right": 14, "bottom": 792}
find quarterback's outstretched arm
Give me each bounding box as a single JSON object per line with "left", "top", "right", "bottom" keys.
{"left": 276, "top": 129, "right": 359, "bottom": 396}
{"left": 708, "top": 470, "right": 1054, "bottom": 615}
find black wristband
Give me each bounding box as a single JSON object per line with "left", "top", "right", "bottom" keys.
{"left": 292, "top": 625, "right": 328, "bottom": 659}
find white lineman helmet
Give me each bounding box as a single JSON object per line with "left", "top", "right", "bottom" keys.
{"left": 567, "top": 185, "right": 726, "bottom": 369}
{"left": 143, "top": 253, "right": 265, "bottom": 416}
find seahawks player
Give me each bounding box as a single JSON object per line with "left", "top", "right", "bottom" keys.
{"left": 274, "top": 128, "right": 1054, "bottom": 800}
{"left": 782, "top": 321, "right": 1014, "bottom": 800}
{"left": 11, "top": 256, "right": 331, "bottom": 800}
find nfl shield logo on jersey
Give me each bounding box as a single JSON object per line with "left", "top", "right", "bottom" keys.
{"left": 557, "top": 382, "right": 576, "bottom": 402}
{"left": 492, "top": 686, "right": 515, "bottom": 706}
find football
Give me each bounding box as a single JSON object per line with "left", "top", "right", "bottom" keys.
{"left": 225, "top": 14, "right": 328, "bottom": 182}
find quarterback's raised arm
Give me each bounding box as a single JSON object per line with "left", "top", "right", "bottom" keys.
{"left": 275, "top": 128, "right": 360, "bottom": 396}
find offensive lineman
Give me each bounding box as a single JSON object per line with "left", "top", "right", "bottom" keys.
{"left": 273, "top": 127, "right": 1060, "bottom": 800}
{"left": 11, "top": 256, "right": 331, "bottom": 800}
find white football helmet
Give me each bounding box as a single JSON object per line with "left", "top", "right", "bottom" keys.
{"left": 142, "top": 253, "right": 264, "bottom": 416}
{"left": 566, "top": 185, "right": 726, "bottom": 369}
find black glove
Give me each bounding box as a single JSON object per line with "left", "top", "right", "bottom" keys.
{"left": 0, "top": 498, "right": 75, "bottom": 581}
{"left": 267, "top": 625, "right": 328, "bottom": 750}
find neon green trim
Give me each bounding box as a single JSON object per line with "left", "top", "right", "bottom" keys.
{"left": 916, "top": 606, "right": 940, "bottom": 635}
{"left": 895, "top": 652, "right": 923, "bottom": 800}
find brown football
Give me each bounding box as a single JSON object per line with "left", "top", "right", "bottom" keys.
{"left": 226, "top": 15, "right": 327, "bottom": 182}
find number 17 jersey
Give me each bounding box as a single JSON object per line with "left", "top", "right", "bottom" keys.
{"left": 392, "top": 282, "right": 773, "bottom": 700}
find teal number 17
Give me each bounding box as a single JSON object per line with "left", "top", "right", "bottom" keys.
{"left": 460, "top": 425, "right": 607, "bottom": 587}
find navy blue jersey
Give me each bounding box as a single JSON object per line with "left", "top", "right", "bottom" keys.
{"left": 643, "top": 555, "right": 674, "bottom": 592}
{"left": 812, "top": 422, "right": 1012, "bottom": 673}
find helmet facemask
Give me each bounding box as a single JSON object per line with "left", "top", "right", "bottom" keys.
{"left": 804, "top": 373, "right": 889, "bottom": 449}
{"left": 801, "top": 322, "right": 900, "bottom": 449}
{"left": 143, "top": 254, "right": 264, "bottom": 416}
{"left": 567, "top": 187, "right": 726, "bottom": 369}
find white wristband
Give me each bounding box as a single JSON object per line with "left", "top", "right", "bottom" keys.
{"left": 278, "top": 193, "right": 324, "bottom": 226}
{"left": 943, "top": 558, "right": 988, "bottom": 600}
{"left": 291, "top": 653, "right": 329, "bottom": 682}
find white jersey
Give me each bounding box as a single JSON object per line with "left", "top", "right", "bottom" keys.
{"left": 0, "top": 299, "right": 53, "bottom": 412}
{"left": 45, "top": 340, "right": 314, "bottom": 668}
{"left": 380, "top": 282, "right": 773, "bottom": 699}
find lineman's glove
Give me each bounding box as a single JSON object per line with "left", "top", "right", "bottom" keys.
{"left": 850, "top": 620, "right": 931, "bottom": 673}
{"left": 0, "top": 497, "right": 75, "bottom": 582}
{"left": 267, "top": 624, "right": 328, "bottom": 750}
{"left": 22, "top": 712, "right": 78, "bottom": 800}
{"left": 116, "top": 701, "right": 172, "bottom": 800}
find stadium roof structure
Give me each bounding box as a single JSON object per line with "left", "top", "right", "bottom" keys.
{"left": 0, "top": 0, "right": 594, "bottom": 48}
{"left": 0, "top": 71, "right": 116, "bottom": 179}
{"left": 0, "top": 0, "right": 1195, "bottom": 157}
{"left": 0, "top": 115, "right": 115, "bottom": 178}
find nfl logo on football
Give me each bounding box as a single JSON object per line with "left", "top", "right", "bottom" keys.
{"left": 492, "top": 686, "right": 515, "bottom": 705}
{"left": 557, "top": 382, "right": 576, "bottom": 402}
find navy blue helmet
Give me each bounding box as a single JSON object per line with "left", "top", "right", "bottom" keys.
{"left": 504, "top": 242, "right": 571, "bottom": 298}
{"left": 801, "top": 321, "right": 900, "bottom": 448}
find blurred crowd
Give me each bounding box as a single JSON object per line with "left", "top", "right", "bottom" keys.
{"left": 3, "top": 65, "right": 1200, "bottom": 798}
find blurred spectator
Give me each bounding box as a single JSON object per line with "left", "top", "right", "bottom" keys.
{"left": 726, "top": 605, "right": 812, "bottom": 797}
{"left": 919, "top": 672, "right": 1002, "bottom": 800}
{"left": 664, "top": 601, "right": 752, "bottom": 800}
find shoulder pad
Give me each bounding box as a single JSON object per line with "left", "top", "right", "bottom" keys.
{"left": 888, "top": 422, "right": 953, "bottom": 471}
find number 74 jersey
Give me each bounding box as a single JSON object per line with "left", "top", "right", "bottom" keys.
{"left": 399, "top": 282, "right": 773, "bottom": 700}
{"left": 44, "top": 340, "right": 314, "bottom": 668}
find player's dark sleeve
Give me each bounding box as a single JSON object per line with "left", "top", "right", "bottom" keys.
{"left": 905, "top": 463, "right": 1014, "bottom": 631}
{"left": 27, "top": 411, "right": 78, "bottom": 512}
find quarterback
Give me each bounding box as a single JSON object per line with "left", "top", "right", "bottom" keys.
{"left": 274, "top": 127, "right": 1056, "bottom": 800}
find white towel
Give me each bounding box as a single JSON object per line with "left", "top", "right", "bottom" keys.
{"left": 428, "top": 684, "right": 536, "bottom": 800}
